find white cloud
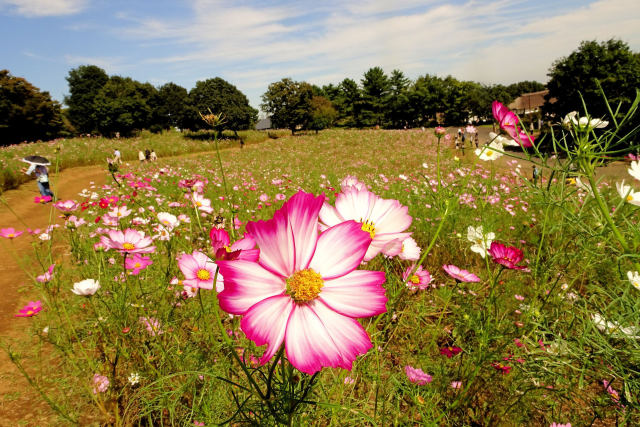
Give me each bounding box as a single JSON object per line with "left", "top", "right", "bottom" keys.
{"left": 0, "top": 0, "right": 86, "bottom": 17}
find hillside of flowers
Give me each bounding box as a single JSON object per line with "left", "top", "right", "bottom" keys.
{"left": 3, "top": 100, "right": 640, "bottom": 425}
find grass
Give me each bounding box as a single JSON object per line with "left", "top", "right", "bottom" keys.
{"left": 3, "top": 127, "right": 640, "bottom": 425}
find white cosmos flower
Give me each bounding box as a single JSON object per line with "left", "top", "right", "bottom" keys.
{"left": 467, "top": 226, "right": 495, "bottom": 258}
{"left": 72, "top": 279, "right": 100, "bottom": 296}
{"left": 628, "top": 160, "right": 640, "bottom": 181}
{"left": 592, "top": 313, "right": 640, "bottom": 339}
{"left": 398, "top": 236, "right": 421, "bottom": 261}
{"left": 488, "top": 131, "right": 519, "bottom": 147}
{"left": 616, "top": 180, "right": 640, "bottom": 206}
{"left": 574, "top": 177, "right": 594, "bottom": 196}
{"left": 627, "top": 271, "right": 640, "bottom": 291}
{"left": 157, "top": 212, "right": 179, "bottom": 230}
{"left": 562, "top": 111, "right": 608, "bottom": 130}
{"left": 475, "top": 140, "right": 503, "bottom": 161}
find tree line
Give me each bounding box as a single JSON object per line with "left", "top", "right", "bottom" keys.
{"left": 1, "top": 39, "right": 638, "bottom": 145}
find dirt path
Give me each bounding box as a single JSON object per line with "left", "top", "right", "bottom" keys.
{"left": 0, "top": 165, "right": 108, "bottom": 426}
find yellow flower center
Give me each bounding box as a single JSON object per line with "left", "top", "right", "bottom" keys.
{"left": 196, "top": 269, "right": 211, "bottom": 280}
{"left": 486, "top": 150, "right": 493, "bottom": 156}
{"left": 361, "top": 219, "right": 376, "bottom": 239}
{"left": 123, "top": 242, "right": 135, "bottom": 250}
{"left": 627, "top": 195, "right": 634, "bottom": 202}
{"left": 286, "top": 269, "right": 324, "bottom": 303}
{"left": 134, "top": 262, "right": 141, "bottom": 268}
{"left": 410, "top": 275, "right": 420, "bottom": 284}
{"left": 8, "top": 233, "right": 15, "bottom": 238}
{"left": 196, "top": 201, "right": 202, "bottom": 207}
{"left": 26, "top": 310, "right": 33, "bottom": 315}
{"left": 224, "top": 246, "right": 232, "bottom": 253}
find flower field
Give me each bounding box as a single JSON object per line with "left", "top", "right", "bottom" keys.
{"left": 2, "top": 103, "right": 640, "bottom": 425}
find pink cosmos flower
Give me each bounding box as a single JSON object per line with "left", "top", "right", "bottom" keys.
{"left": 451, "top": 381, "right": 462, "bottom": 389}
{"left": 54, "top": 200, "right": 79, "bottom": 213}
{"left": 492, "top": 101, "right": 534, "bottom": 147}
{"left": 398, "top": 237, "right": 421, "bottom": 261}
{"left": 92, "top": 374, "right": 109, "bottom": 394}
{"left": 442, "top": 265, "right": 481, "bottom": 282}
{"left": 217, "top": 191, "right": 387, "bottom": 375}
{"left": 340, "top": 175, "right": 368, "bottom": 191}
{"left": 108, "top": 205, "right": 132, "bottom": 219}
{"left": 319, "top": 187, "right": 412, "bottom": 261}
{"left": 0, "top": 227, "right": 23, "bottom": 239}
{"left": 434, "top": 126, "right": 446, "bottom": 137}
{"left": 209, "top": 228, "right": 259, "bottom": 261}
{"left": 139, "top": 316, "right": 163, "bottom": 336}
{"left": 403, "top": 265, "right": 432, "bottom": 290}
{"left": 125, "top": 254, "right": 153, "bottom": 275}
{"left": 15, "top": 301, "right": 42, "bottom": 317}
{"left": 404, "top": 365, "right": 432, "bottom": 385}
{"left": 487, "top": 242, "right": 528, "bottom": 270}
{"left": 34, "top": 195, "right": 52, "bottom": 204}
{"left": 100, "top": 229, "right": 156, "bottom": 254}
{"left": 549, "top": 423, "right": 572, "bottom": 427}
{"left": 36, "top": 264, "right": 55, "bottom": 283}
{"left": 275, "top": 193, "right": 286, "bottom": 201}
{"left": 191, "top": 193, "right": 213, "bottom": 214}
{"left": 259, "top": 193, "right": 269, "bottom": 202}
{"left": 178, "top": 250, "right": 220, "bottom": 291}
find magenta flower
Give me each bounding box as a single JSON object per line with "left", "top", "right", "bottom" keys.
{"left": 0, "top": 227, "right": 23, "bottom": 239}
{"left": 492, "top": 101, "right": 534, "bottom": 147}
{"left": 404, "top": 365, "right": 432, "bottom": 385}
{"left": 92, "top": 374, "right": 109, "bottom": 394}
{"left": 319, "top": 186, "right": 412, "bottom": 261}
{"left": 217, "top": 191, "right": 387, "bottom": 375}
{"left": 15, "top": 301, "right": 42, "bottom": 317}
{"left": 487, "top": 242, "right": 528, "bottom": 270}
{"left": 125, "top": 254, "right": 153, "bottom": 275}
{"left": 440, "top": 346, "right": 463, "bottom": 358}
{"left": 34, "top": 195, "right": 52, "bottom": 204}
{"left": 434, "top": 126, "right": 446, "bottom": 137}
{"left": 139, "top": 316, "right": 163, "bottom": 336}
{"left": 209, "top": 228, "right": 259, "bottom": 261}
{"left": 100, "top": 229, "right": 156, "bottom": 254}
{"left": 36, "top": 264, "right": 55, "bottom": 283}
{"left": 178, "top": 250, "right": 219, "bottom": 291}
{"left": 442, "top": 265, "right": 481, "bottom": 282}
{"left": 403, "top": 265, "right": 432, "bottom": 290}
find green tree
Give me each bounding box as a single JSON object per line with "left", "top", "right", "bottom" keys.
{"left": 408, "top": 74, "right": 446, "bottom": 127}
{"left": 506, "top": 80, "right": 546, "bottom": 99}
{"left": 150, "top": 82, "right": 194, "bottom": 131}
{"left": 189, "top": 78, "right": 258, "bottom": 134}
{"left": 64, "top": 65, "right": 109, "bottom": 134}
{"left": 0, "top": 70, "right": 65, "bottom": 145}
{"left": 308, "top": 96, "right": 338, "bottom": 133}
{"left": 261, "top": 78, "right": 314, "bottom": 134}
{"left": 544, "top": 39, "right": 640, "bottom": 125}
{"left": 337, "top": 78, "right": 361, "bottom": 127}
{"left": 93, "top": 76, "right": 156, "bottom": 136}
{"left": 385, "top": 69, "right": 411, "bottom": 128}
{"left": 360, "top": 67, "right": 390, "bottom": 127}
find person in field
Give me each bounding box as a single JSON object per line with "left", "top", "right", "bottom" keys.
{"left": 22, "top": 164, "right": 54, "bottom": 200}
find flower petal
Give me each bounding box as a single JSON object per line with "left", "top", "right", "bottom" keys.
{"left": 284, "top": 191, "right": 324, "bottom": 270}
{"left": 216, "top": 260, "right": 285, "bottom": 314}
{"left": 320, "top": 270, "right": 387, "bottom": 318}
{"left": 318, "top": 202, "right": 345, "bottom": 231}
{"left": 246, "top": 209, "right": 294, "bottom": 277}
{"left": 285, "top": 300, "right": 373, "bottom": 374}
{"left": 309, "top": 221, "right": 371, "bottom": 279}
{"left": 241, "top": 295, "right": 294, "bottom": 365}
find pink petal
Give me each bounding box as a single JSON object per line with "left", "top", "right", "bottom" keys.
{"left": 285, "top": 301, "right": 372, "bottom": 374}
{"left": 217, "top": 260, "right": 285, "bottom": 314}
{"left": 178, "top": 254, "right": 200, "bottom": 279}
{"left": 320, "top": 270, "right": 387, "bottom": 318}
{"left": 309, "top": 221, "right": 371, "bottom": 279}
{"left": 369, "top": 198, "right": 412, "bottom": 234}
{"left": 283, "top": 191, "right": 324, "bottom": 271}
{"left": 241, "top": 295, "right": 294, "bottom": 364}
{"left": 246, "top": 209, "right": 294, "bottom": 277}
{"left": 318, "top": 202, "right": 344, "bottom": 230}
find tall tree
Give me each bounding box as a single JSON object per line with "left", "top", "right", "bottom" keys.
{"left": 544, "top": 39, "right": 640, "bottom": 125}
{"left": 92, "top": 76, "right": 156, "bottom": 136}
{"left": 0, "top": 70, "right": 65, "bottom": 145}
{"left": 64, "top": 65, "right": 109, "bottom": 134}
{"left": 150, "top": 82, "right": 193, "bottom": 131}
{"left": 360, "top": 67, "right": 390, "bottom": 127}
{"left": 189, "top": 77, "right": 258, "bottom": 133}
{"left": 385, "top": 69, "right": 411, "bottom": 128}
{"left": 261, "top": 78, "right": 314, "bottom": 134}
{"left": 337, "top": 78, "right": 361, "bottom": 127}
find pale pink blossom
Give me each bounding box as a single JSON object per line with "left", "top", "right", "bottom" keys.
{"left": 178, "top": 251, "right": 220, "bottom": 291}
{"left": 443, "top": 265, "right": 481, "bottom": 282}
{"left": 404, "top": 365, "right": 432, "bottom": 385}
{"left": 100, "top": 229, "right": 156, "bottom": 254}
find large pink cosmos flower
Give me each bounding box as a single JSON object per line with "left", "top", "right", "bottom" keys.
{"left": 178, "top": 250, "right": 219, "bottom": 291}
{"left": 492, "top": 101, "right": 534, "bottom": 148}
{"left": 15, "top": 301, "right": 42, "bottom": 317}
{"left": 0, "top": 227, "right": 23, "bottom": 239}
{"left": 442, "top": 264, "right": 481, "bottom": 283}
{"left": 217, "top": 191, "right": 387, "bottom": 375}
{"left": 100, "top": 229, "right": 156, "bottom": 254}
{"left": 319, "top": 186, "right": 412, "bottom": 261}
{"left": 487, "top": 242, "right": 528, "bottom": 270}
{"left": 54, "top": 200, "right": 79, "bottom": 213}
{"left": 209, "top": 228, "right": 259, "bottom": 261}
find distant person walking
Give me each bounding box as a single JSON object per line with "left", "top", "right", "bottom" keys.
{"left": 145, "top": 148, "right": 151, "bottom": 161}
{"left": 113, "top": 149, "right": 122, "bottom": 164}
{"left": 149, "top": 150, "right": 157, "bottom": 162}
{"left": 22, "top": 164, "right": 54, "bottom": 200}
{"left": 138, "top": 150, "right": 146, "bottom": 163}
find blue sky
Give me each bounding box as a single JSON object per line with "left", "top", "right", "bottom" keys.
{"left": 1, "top": 0, "right": 639, "bottom": 111}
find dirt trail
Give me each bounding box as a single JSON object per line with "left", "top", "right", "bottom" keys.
{"left": 0, "top": 165, "right": 108, "bottom": 426}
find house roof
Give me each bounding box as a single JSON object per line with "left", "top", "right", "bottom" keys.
{"left": 508, "top": 90, "right": 555, "bottom": 111}
{"left": 255, "top": 117, "right": 271, "bottom": 130}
